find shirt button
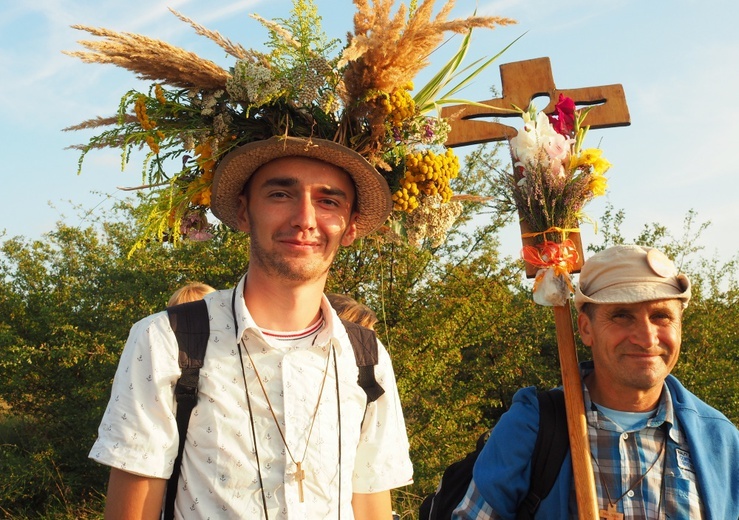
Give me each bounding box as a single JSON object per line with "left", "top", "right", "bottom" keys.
{"left": 627, "top": 490, "right": 635, "bottom": 498}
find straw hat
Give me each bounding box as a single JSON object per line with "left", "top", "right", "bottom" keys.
{"left": 574, "top": 245, "right": 691, "bottom": 311}
{"left": 211, "top": 136, "right": 392, "bottom": 238}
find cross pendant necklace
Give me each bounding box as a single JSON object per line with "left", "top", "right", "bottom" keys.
{"left": 593, "top": 433, "right": 666, "bottom": 520}
{"left": 243, "top": 338, "right": 332, "bottom": 503}
{"left": 599, "top": 503, "right": 623, "bottom": 520}
{"left": 295, "top": 461, "right": 306, "bottom": 502}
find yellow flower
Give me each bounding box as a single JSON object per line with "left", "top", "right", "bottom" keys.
{"left": 154, "top": 84, "right": 166, "bottom": 105}
{"left": 145, "top": 135, "right": 160, "bottom": 154}
{"left": 576, "top": 148, "right": 602, "bottom": 167}
{"left": 134, "top": 94, "right": 156, "bottom": 130}
{"left": 385, "top": 85, "right": 415, "bottom": 128}
{"left": 194, "top": 140, "right": 215, "bottom": 177}
{"left": 589, "top": 172, "right": 608, "bottom": 197}
{"left": 569, "top": 155, "right": 579, "bottom": 170}
{"left": 591, "top": 157, "right": 612, "bottom": 175}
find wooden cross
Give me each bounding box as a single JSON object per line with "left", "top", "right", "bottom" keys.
{"left": 441, "top": 56, "right": 630, "bottom": 147}
{"left": 295, "top": 461, "right": 306, "bottom": 502}
{"left": 600, "top": 504, "right": 625, "bottom": 520}
{"left": 444, "top": 57, "right": 631, "bottom": 520}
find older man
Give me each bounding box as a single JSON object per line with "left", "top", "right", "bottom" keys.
{"left": 454, "top": 244, "right": 739, "bottom": 519}
{"left": 90, "top": 137, "right": 413, "bottom": 519}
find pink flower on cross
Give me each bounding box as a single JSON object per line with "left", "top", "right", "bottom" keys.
{"left": 548, "top": 94, "right": 576, "bottom": 136}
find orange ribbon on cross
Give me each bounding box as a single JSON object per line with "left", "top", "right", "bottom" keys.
{"left": 521, "top": 239, "right": 580, "bottom": 293}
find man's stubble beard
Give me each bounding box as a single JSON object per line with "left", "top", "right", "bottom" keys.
{"left": 248, "top": 227, "right": 335, "bottom": 284}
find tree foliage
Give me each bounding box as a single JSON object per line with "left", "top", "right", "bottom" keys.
{"left": 0, "top": 201, "right": 250, "bottom": 516}
{"left": 1, "top": 151, "right": 737, "bottom": 518}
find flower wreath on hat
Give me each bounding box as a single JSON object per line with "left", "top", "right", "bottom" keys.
{"left": 64, "top": 0, "right": 516, "bottom": 253}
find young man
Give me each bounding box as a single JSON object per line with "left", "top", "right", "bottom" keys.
{"left": 90, "top": 136, "right": 413, "bottom": 519}
{"left": 454, "top": 245, "right": 739, "bottom": 519}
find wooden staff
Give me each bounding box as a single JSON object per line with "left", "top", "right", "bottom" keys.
{"left": 520, "top": 224, "right": 598, "bottom": 518}
{"left": 552, "top": 304, "right": 599, "bottom": 519}
{"left": 443, "top": 58, "right": 632, "bottom": 519}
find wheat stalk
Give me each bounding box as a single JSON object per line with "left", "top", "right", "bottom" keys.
{"left": 62, "top": 115, "right": 137, "bottom": 131}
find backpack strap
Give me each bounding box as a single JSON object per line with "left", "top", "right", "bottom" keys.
{"left": 517, "top": 388, "right": 569, "bottom": 519}
{"left": 340, "top": 318, "right": 385, "bottom": 403}
{"left": 163, "top": 299, "right": 210, "bottom": 520}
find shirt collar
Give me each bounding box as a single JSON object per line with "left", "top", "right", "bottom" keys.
{"left": 232, "top": 273, "right": 345, "bottom": 354}
{"left": 314, "top": 295, "right": 345, "bottom": 354}
{"left": 658, "top": 384, "right": 680, "bottom": 442}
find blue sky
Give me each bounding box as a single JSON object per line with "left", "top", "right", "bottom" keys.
{"left": 1, "top": 0, "right": 737, "bottom": 268}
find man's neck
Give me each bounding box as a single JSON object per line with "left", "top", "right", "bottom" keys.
{"left": 243, "top": 269, "right": 325, "bottom": 331}
{"left": 584, "top": 372, "right": 663, "bottom": 413}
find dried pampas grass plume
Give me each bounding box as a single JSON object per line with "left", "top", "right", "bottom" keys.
{"left": 341, "top": 0, "right": 516, "bottom": 102}
{"left": 64, "top": 24, "right": 230, "bottom": 91}
{"left": 62, "top": 115, "right": 137, "bottom": 132}
{"left": 168, "top": 8, "right": 252, "bottom": 61}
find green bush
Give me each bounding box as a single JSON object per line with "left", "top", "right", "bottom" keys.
{"left": 0, "top": 165, "right": 736, "bottom": 517}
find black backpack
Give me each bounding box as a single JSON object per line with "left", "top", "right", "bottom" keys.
{"left": 419, "top": 389, "right": 569, "bottom": 520}
{"left": 163, "top": 299, "right": 385, "bottom": 520}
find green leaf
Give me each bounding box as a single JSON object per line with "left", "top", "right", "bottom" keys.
{"left": 415, "top": 31, "right": 526, "bottom": 115}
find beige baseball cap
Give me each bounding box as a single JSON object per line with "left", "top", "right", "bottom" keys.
{"left": 574, "top": 245, "right": 691, "bottom": 311}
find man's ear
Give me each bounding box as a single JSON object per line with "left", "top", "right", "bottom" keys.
{"left": 340, "top": 213, "right": 359, "bottom": 247}
{"left": 235, "top": 194, "right": 251, "bottom": 233}
{"left": 578, "top": 311, "right": 594, "bottom": 348}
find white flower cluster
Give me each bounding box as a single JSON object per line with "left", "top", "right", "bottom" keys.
{"left": 291, "top": 57, "right": 335, "bottom": 110}
{"left": 182, "top": 133, "right": 196, "bottom": 151}
{"left": 405, "top": 194, "right": 463, "bottom": 247}
{"left": 226, "top": 61, "right": 284, "bottom": 107}
{"left": 212, "top": 112, "right": 233, "bottom": 141}
{"left": 200, "top": 90, "right": 225, "bottom": 116}
{"left": 510, "top": 111, "right": 573, "bottom": 179}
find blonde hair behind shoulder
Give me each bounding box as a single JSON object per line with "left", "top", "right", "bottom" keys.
{"left": 168, "top": 282, "right": 216, "bottom": 307}
{"left": 326, "top": 293, "right": 378, "bottom": 330}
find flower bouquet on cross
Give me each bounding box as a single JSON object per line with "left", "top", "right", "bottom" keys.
{"left": 500, "top": 94, "right": 612, "bottom": 306}
{"left": 63, "top": 0, "right": 516, "bottom": 253}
